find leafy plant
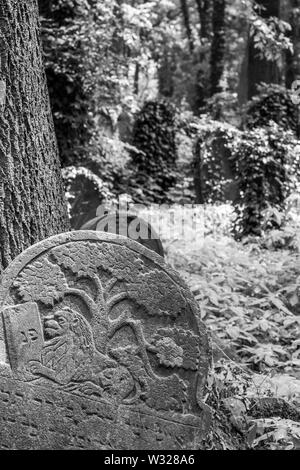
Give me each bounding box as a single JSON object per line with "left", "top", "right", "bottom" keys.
{"left": 244, "top": 84, "right": 299, "bottom": 136}
{"left": 231, "top": 124, "right": 300, "bottom": 238}
{"left": 193, "top": 120, "right": 240, "bottom": 204}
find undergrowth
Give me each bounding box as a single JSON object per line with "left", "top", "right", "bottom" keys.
{"left": 139, "top": 203, "right": 300, "bottom": 450}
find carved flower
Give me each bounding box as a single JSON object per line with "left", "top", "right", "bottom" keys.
{"left": 150, "top": 337, "right": 184, "bottom": 368}
{"left": 150, "top": 328, "right": 200, "bottom": 371}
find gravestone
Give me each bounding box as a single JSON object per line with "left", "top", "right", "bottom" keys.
{"left": 81, "top": 212, "right": 165, "bottom": 258}
{"left": 194, "top": 129, "right": 239, "bottom": 204}
{"left": 0, "top": 232, "right": 211, "bottom": 450}
{"left": 62, "top": 166, "right": 113, "bottom": 230}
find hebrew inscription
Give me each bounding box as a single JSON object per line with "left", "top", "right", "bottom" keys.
{"left": 3, "top": 303, "right": 44, "bottom": 371}
{"left": 0, "top": 232, "right": 211, "bottom": 450}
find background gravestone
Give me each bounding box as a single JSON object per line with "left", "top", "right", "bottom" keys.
{"left": 62, "top": 166, "right": 113, "bottom": 230}
{"left": 129, "top": 101, "right": 178, "bottom": 203}
{"left": 81, "top": 212, "right": 165, "bottom": 258}
{"left": 0, "top": 232, "right": 211, "bottom": 450}
{"left": 193, "top": 128, "right": 239, "bottom": 204}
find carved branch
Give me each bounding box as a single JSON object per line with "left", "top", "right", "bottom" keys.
{"left": 76, "top": 273, "right": 105, "bottom": 305}
{"left": 109, "top": 313, "right": 155, "bottom": 380}
{"left": 105, "top": 278, "right": 118, "bottom": 297}
{"left": 106, "top": 292, "right": 128, "bottom": 313}
{"left": 89, "top": 272, "right": 106, "bottom": 308}
{"left": 67, "top": 284, "right": 110, "bottom": 353}
{"left": 122, "top": 381, "right": 142, "bottom": 406}
{"left": 66, "top": 288, "right": 97, "bottom": 320}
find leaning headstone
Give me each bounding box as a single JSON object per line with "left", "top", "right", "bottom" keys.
{"left": 0, "top": 232, "right": 211, "bottom": 450}
{"left": 81, "top": 212, "right": 165, "bottom": 258}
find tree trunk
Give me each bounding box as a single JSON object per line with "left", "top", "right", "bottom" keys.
{"left": 38, "top": 0, "right": 52, "bottom": 16}
{"left": 195, "top": 0, "right": 213, "bottom": 40}
{"left": 210, "top": 0, "right": 226, "bottom": 96}
{"left": 238, "top": 29, "right": 250, "bottom": 107}
{"left": 284, "top": 0, "right": 300, "bottom": 88}
{"left": 194, "top": 0, "right": 213, "bottom": 110}
{"left": 0, "top": 0, "right": 69, "bottom": 273}
{"left": 180, "top": 0, "right": 194, "bottom": 54}
{"left": 158, "top": 49, "right": 176, "bottom": 99}
{"left": 247, "top": 0, "right": 280, "bottom": 99}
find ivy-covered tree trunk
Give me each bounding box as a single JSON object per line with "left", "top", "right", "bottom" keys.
{"left": 247, "top": 0, "right": 280, "bottom": 99}
{"left": 0, "top": 0, "right": 69, "bottom": 273}
{"left": 285, "top": 0, "right": 300, "bottom": 88}
{"left": 210, "top": 0, "right": 226, "bottom": 97}
{"left": 38, "top": 0, "right": 91, "bottom": 168}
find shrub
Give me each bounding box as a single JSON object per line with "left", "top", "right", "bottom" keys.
{"left": 244, "top": 84, "right": 299, "bottom": 136}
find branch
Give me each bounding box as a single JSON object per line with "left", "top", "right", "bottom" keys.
{"left": 67, "top": 285, "right": 110, "bottom": 353}
{"left": 105, "top": 277, "right": 118, "bottom": 296}
{"left": 180, "top": 0, "right": 194, "bottom": 54}
{"left": 106, "top": 292, "right": 128, "bottom": 312}
{"left": 109, "top": 313, "right": 155, "bottom": 380}
{"left": 66, "top": 288, "right": 97, "bottom": 320}
{"left": 77, "top": 273, "right": 106, "bottom": 314}
{"left": 89, "top": 272, "right": 105, "bottom": 307}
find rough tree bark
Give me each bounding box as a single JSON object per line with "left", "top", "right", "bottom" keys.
{"left": 0, "top": 0, "right": 69, "bottom": 273}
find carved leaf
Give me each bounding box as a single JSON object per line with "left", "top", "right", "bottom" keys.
{"left": 126, "top": 271, "right": 187, "bottom": 318}
{"left": 14, "top": 259, "right": 68, "bottom": 306}
{"left": 51, "top": 242, "right": 144, "bottom": 281}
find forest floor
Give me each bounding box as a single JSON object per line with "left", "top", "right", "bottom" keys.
{"left": 140, "top": 204, "right": 300, "bottom": 449}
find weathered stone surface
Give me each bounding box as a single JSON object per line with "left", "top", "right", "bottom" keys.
{"left": 81, "top": 212, "right": 165, "bottom": 258}
{"left": 0, "top": 232, "right": 211, "bottom": 450}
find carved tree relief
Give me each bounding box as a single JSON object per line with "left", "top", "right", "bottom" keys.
{"left": 0, "top": 233, "right": 211, "bottom": 450}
